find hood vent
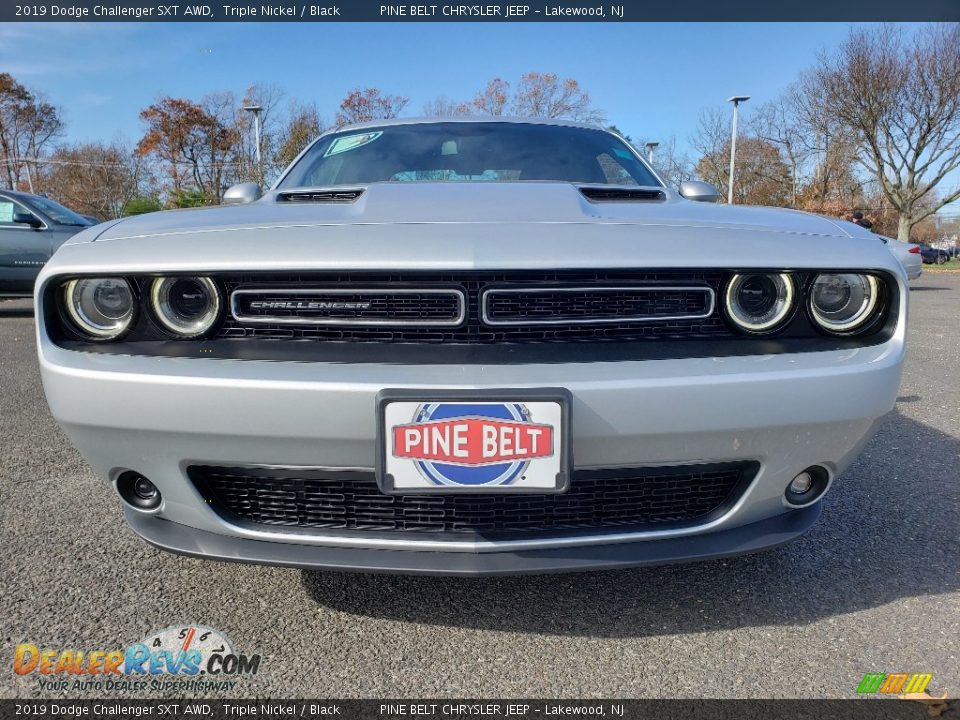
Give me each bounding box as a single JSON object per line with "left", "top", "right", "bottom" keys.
{"left": 276, "top": 189, "right": 365, "bottom": 203}
{"left": 579, "top": 187, "right": 666, "bottom": 202}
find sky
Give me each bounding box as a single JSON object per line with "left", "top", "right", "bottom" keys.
{"left": 2, "top": 20, "right": 954, "bottom": 215}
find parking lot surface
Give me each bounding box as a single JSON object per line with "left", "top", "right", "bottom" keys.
{"left": 2, "top": 273, "right": 958, "bottom": 699}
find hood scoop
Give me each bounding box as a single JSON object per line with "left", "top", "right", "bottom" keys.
{"left": 579, "top": 186, "right": 666, "bottom": 203}
{"left": 276, "top": 188, "right": 365, "bottom": 203}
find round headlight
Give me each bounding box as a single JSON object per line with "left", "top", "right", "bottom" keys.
{"left": 149, "top": 276, "right": 221, "bottom": 337}
{"left": 724, "top": 273, "right": 795, "bottom": 333}
{"left": 809, "top": 273, "right": 880, "bottom": 333}
{"left": 63, "top": 277, "right": 135, "bottom": 340}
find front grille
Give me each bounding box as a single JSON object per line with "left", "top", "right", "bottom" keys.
{"left": 217, "top": 270, "right": 731, "bottom": 344}
{"left": 188, "top": 462, "right": 756, "bottom": 538}
{"left": 482, "top": 286, "right": 713, "bottom": 325}
{"left": 231, "top": 287, "right": 464, "bottom": 326}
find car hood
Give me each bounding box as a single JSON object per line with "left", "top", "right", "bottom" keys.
{"left": 88, "top": 182, "right": 853, "bottom": 242}
{"left": 45, "top": 182, "right": 901, "bottom": 282}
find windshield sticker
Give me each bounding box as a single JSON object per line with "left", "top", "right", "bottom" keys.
{"left": 0, "top": 202, "right": 14, "bottom": 223}
{"left": 324, "top": 131, "right": 383, "bottom": 157}
{"left": 612, "top": 147, "right": 632, "bottom": 160}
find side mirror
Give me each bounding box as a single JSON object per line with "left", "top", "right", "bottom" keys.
{"left": 223, "top": 182, "right": 263, "bottom": 205}
{"left": 12, "top": 211, "right": 43, "bottom": 228}
{"left": 678, "top": 181, "right": 722, "bottom": 203}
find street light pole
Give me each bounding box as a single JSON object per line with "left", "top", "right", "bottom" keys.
{"left": 242, "top": 104, "right": 263, "bottom": 180}
{"left": 727, "top": 95, "right": 750, "bottom": 204}
{"left": 644, "top": 141, "right": 659, "bottom": 165}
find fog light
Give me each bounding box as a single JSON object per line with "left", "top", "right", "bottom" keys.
{"left": 117, "top": 471, "right": 162, "bottom": 511}
{"left": 788, "top": 472, "right": 813, "bottom": 495}
{"left": 133, "top": 476, "right": 158, "bottom": 500}
{"left": 784, "top": 465, "right": 830, "bottom": 506}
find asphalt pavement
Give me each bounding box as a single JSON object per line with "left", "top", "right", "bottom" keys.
{"left": 1, "top": 274, "right": 958, "bottom": 699}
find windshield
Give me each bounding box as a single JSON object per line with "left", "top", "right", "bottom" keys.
{"left": 278, "top": 122, "right": 661, "bottom": 188}
{"left": 25, "top": 195, "right": 92, "bottom": 226}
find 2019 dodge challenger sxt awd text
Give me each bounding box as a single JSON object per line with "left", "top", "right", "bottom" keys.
{"left": 36, "top": 119, "right": 906, "bottom": 574}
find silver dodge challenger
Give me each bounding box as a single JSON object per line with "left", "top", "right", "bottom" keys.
{"left": 36, "top": 118, "right": 906, "bottom": 575}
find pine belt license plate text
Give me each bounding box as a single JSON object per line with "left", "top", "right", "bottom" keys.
{"left": 377, "top": 391, "right": 571, "bottom": 494}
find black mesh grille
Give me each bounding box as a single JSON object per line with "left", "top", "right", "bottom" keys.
{"left": 188, "top": 462, "right": 756, "bottom": 537}
{"left": 218, "top": 270, "right": 730, "bottom": 344}
{"left": 483, "top": 287, "right": 711, "bottom": 324}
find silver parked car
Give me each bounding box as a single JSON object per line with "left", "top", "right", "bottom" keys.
{"left": 881, "top": 236, "right": 922, "bottom": 280}
{"left": 35, "top": 119, "right": 907, "bottom": 575}
{"left": 0, "top": 190, "right": 93, "bottom": 297}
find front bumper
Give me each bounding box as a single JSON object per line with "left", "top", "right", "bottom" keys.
{"left": 38, "top": 322, "right": 905, "bottom": 573}
{"left": 125, "top": 502, "right": 821, "bottom": 575}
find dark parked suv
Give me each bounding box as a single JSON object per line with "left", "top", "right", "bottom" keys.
{"left": 0, "top": 190, "right": 93, "bottom": 297}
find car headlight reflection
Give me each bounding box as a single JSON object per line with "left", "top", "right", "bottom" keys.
{"left": 724, "top": 273, "right": 795, "bottom": 333}
{"left": 150, "top": 276, "right": 221, "bottom": 338}
{"left": 809, "top": 273, "right": 880, "bottom": 333}
{"left": 63, "top": 277, "right": 136, "bottom": 340}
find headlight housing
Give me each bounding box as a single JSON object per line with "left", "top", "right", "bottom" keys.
{"left": 723, "top": 273, "right": 795, "bottom": 333}
{"left": 149, "top": 276, "right": 221, "bottom": 338}
{"left": 808, "top": 273, "right": 880, "bottom": 334}
{"left": 62, "top": 277, "right": 136, "bottom": 340}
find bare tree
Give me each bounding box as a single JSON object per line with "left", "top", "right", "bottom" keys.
{"left": 690, "top": 107, "right": 732, "bottom": 198}
{"left": 511, "top": 72, "right": 605, "bottom": 123}
{"left": 472, "top": 78, "right": 511, "bottom": 116}
{"left": 749, "top": 86, "right": 815, "bottom": 207}
{"left": 642, "top": 136, "right": 694, "bottom": 187}
{"left": 422, "top": 96, "right": 473, "bottom": 117}
{"left": 42, "top": 141, "right": 146, "bottom": 219}
{"left": 275, "top": 102, "right": 328, "bottom": 172}
{"left": 812, "top": 23, "right": 960, "bottom": 241}
{"left": 335, "top": 88, "right": 408, "bottom": 127}
{"left": 0, "top": 73, "right": 64, "bottom": 191}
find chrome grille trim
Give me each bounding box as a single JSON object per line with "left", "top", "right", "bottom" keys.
{"left": 480, "top": 285, "right": 716, "bottom": 326}
{"left": 230, "top": 287, "right": 466, "bottom": 327}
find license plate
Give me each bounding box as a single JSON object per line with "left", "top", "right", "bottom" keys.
{"left": 376, "top": 389, "right": 571, "bottom": 494}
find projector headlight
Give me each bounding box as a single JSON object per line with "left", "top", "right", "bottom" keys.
{"left": 724, "top": 272, "right": 795, "bottom": 333}
{"left": 809, "top": 273, "right": 880, "bottom": 334}
{"left": 149, "top": 276, "right": 221, "bottom": 338}
{"left": 62, "top": 277, "right": 136, "bottom": 340}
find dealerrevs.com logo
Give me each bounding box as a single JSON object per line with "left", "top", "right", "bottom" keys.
{"left": 13, "top": 625, "right": 261, "bottom": 693}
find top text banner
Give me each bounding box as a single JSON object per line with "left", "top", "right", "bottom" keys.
{"left": 4, "top": 0, "right": 960, "bottom": 21}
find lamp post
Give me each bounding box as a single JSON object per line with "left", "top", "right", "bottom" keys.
{"left": 644, "top": 141, "right": 659, "bottom": 165}
{"left": 242, "top": 104, "right": 263, "bottom": 179}
{"left": 726, "top": 95, "right": 750, "bottom": 204}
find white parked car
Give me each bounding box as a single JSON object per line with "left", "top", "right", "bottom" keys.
{"left": 35, "top": 119, "right": 907, "bottom": 574}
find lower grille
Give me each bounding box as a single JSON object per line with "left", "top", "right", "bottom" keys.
{"left": 188, "top": 462, "right": 757, "bottom": 538}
